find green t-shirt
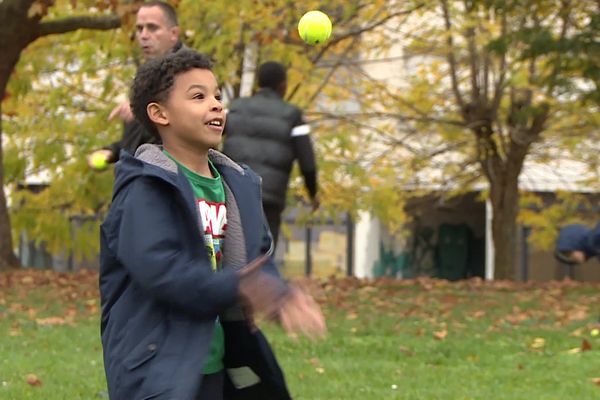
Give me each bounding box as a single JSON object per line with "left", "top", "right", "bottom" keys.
{"left": 165, "top": 150, "right": 226, "bottom": 374}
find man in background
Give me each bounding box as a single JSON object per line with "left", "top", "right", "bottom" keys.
{"left": 88, "top": 1, "right": 184, "bottom": 167}
{"left": 222, "top": 61, "right": 319, "bottom": 248}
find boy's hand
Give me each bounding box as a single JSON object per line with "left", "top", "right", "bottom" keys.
{"left": 237, "top": 256, "right": 326, "bottom": 340}
{"left": 238, "top": 255, "right": 289, "bottom": 321}
{"left": 279, "top": 287, "right": 326, "bottom": 340}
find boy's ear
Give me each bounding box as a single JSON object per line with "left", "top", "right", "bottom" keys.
{"left": 147, "top": 102, "right": 169, "bottom": 127}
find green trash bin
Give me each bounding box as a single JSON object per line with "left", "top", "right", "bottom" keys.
{"left": 437, "top": 223, "right": 472, "bottom": 281}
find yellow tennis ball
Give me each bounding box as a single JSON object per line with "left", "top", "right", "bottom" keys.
{"left": 91, "top": 152, "right": 108, "bottom": 170}
{"left": 298, "top": 10, "right": 332, "bottom": 45}
{"left": 591, "top": 328, "right": 599, "bottom": 337}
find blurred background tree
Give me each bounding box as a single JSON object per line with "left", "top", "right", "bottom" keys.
{"left": 1, "top": 0, "right": 420, "bottom": 269}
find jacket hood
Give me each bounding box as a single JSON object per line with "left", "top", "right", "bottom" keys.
{"left": 113, "top": 144, "right": 244, "bottom": 197}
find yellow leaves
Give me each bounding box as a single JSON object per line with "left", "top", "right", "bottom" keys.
{"left": 529, "top": 337, "right": 545, "bottom": 349}
{"left": 519, "top": 191, "right": 593, "bottom": 252}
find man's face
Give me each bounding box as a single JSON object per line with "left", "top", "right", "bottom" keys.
{"left": 156, "top": 68, "right": 225, "bottom": 150}
{"left": 135, "top": 6, "right": 180, "bottom": 60}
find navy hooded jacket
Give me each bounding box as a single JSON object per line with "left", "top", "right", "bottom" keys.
{"left": 555, "top": 223, "right": 600, "bottom": 263}
{"left": 99, "top": 144, "right": 290, "bottom": 400}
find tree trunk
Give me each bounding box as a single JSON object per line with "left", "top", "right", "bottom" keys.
{"left": 0, "top": 51, "right": 21, "bottom": 271}
{"left": 489, "top": 162, "right": 521, "bottom": 280}
{"left": 0, "top": 1, "right": 121, "bottom": 270}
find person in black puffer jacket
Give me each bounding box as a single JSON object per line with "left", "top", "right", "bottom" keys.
{"left": 222, "top": 61, "right": 319, "bottom": 247}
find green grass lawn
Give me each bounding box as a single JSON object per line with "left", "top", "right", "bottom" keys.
{"left": 2, "top": 271, "right": 600, "bottom": 399}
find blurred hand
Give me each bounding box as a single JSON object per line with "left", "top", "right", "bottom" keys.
{"left": 571, "top": 250, "right": 586, "bottom": 264}
{"left": 108, "top": 101, "right": 134, "bottom": 123}
{"left": 238, "top": 255, "right": 289, "bottom": 321}
{"left": 237, "top": 256, "right": 326, "bottom": 340}
{"left": 279, "top": 286, "right": 326, "bottom": 340}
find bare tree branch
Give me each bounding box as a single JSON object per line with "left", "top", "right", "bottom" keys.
{"left": 440, "top": 0, "right": 466, "bottom": 112}
{"left": 308, "top": 110, "right": 463, "bottom": 127}
{"left": 36, "top": 15, "right": 121, "bottom": 38}
{"left": 287, "top": 3, "right": 423, "bottom": 100}
{"left": 232, "top": 23, "right": 248, "bottom": 99}
{"left": 303, "top": 35, "right": 362, "bottom": 106}
{"left": 545, "top": 0, "right": 571, "bottom": 96}
{"left": 490, "top": 10, "right": 508, "bottom": 119}
{"left": 466, "top": 25, "right": 480, "bottom": 103}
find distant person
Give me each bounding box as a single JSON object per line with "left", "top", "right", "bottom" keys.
{"left": 87, "top": 1, "right": 184, "bottom": 168}
{"left": 222, "top": 61, "right": 319, "bottom": 247}
{"left": 555, "top": 223, "right": 600, "bottom": 264}
{"left": 99, "top": 50, "right": 325, "bottom": 399}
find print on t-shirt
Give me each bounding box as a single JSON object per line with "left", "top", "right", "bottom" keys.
{"left": 197, "top": 199, "right": 227, "bottom": 271}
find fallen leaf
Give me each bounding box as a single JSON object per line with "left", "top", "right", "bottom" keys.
{"left": 433, "top": 330, "right": 447, "bottom": 340}
{"left": 570, "top": 327, "right": 584, "bottom": 337}
{"left": 21, "top": 276, "right": 34, "bottom": 285}
{"left": 35, "top": 317, "right": 67, "bottom": 326}
{"left": 582, "top": 339, "right": 592, "bottom": 352}
{"left": 530, "top": 337, "right": 545, "bottom": 349}
{"left": 569, "top": 308, "right": 589, "bottom": 322}
{"left": 25, "top": 374, "right": 42, "bottom": 387}
{"left": 566, "top": 347, "right": 581, "bottom": 354}
{"left": 591, "top": 377, "right": 600, "bottom": 386}
{"left": 315, "top": 367, "right": 325, "bottom": 374}
{"left": 399, "top": 346, "right": 415, "bottom": 357}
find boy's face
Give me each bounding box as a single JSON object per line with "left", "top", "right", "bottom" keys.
{"left": 151, "top": 68, "right": 225, "bottom": 149}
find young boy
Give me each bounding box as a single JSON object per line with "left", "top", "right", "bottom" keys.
{"left": 99, "top": 49, "right": 325, "bottom": 400}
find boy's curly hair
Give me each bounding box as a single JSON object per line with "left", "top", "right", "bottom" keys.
{"left": 130, "top": 50, "right": 213, "bottom": 138}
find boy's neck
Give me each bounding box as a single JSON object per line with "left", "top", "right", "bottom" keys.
{"left": 163, "top": 142, "right": 212, "bottom": 178}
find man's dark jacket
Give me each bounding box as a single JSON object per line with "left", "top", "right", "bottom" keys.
{"left": 100, "top": 144, "right": 291, "bottom": 399}
{"left": 222, "top": 88, "right": 316, "bottom": 211}
{"left": 104, "top": 121, "right": 159, "bottom": 162}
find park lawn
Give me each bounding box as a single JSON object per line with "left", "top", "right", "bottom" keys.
{"left": 1, "top": 271, "right": 600, "bottom": 399}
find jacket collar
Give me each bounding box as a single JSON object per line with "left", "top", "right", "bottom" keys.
{"left": 134, "top": 144, "right": 245, "bottom": 177}
{"left": 255, "top": 87, "right": 283, "bottom": 99}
